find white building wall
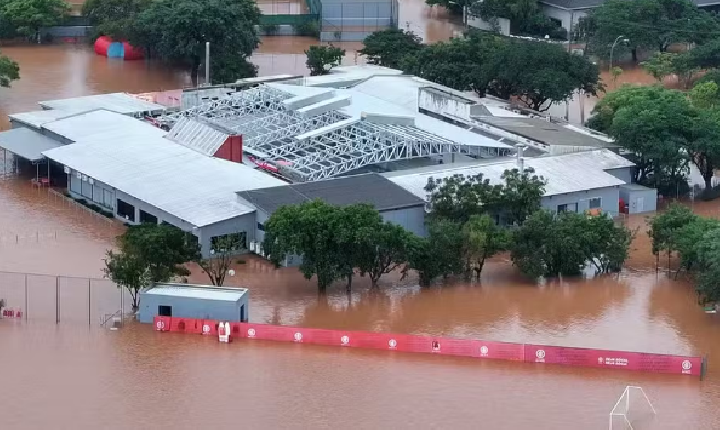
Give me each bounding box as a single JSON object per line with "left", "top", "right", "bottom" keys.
{"left": 539, "top": 5, "right": 588, "bottom": 33}
{"left": 541, "top": 186, "right": 621, "bottom": 217}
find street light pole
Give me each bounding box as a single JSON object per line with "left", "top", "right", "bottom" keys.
{"left": 609, "top": 35, "right": 628, "bottom": 71}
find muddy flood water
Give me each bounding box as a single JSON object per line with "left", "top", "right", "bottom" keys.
{"left": 1, "top": 2, "right": 718, "bottom": 428}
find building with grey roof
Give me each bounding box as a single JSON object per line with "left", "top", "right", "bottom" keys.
{"left": 238, "top": 174, "right": 427, "bottom": 260}
{"left": 539, "top": 0, "right": 720, "bottom": 33}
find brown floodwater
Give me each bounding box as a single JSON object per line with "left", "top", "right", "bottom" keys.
{"left": 0, "top": 3, "right": 716, "bottom": 427}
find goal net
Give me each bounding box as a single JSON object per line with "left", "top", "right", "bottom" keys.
{"left": 609, "top": 386, "right": 657, "bottom": 430}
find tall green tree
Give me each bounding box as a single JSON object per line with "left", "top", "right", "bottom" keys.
{"left": 408, "top": 219, "right": 465, "bottom": 285}
{"left": 104, "top": 224, "right": 199, "bottom": 310}
{"left": 359, "top": 29, "right": 423, "bottom": 69}
{"left": 264, "top": 200, "right": 344, "bottom": 291}
{"left": 1, "top": 0, "right": 70, "bottom": 42}
{"left": 585, "top": 0, "right": 719, "bottom": 61}
{"left": 647, "top": 203, "right": 697, "bottom": 263}
{"left": 694, "top": 228, "right": 720, "bottom": 305}
{"left": 129, "top": 0, "right": 260, "bottom": 86}
{"left": 497, "top": 168, "right": 546, "bottom": 225}
{"left": 305, "top": 45, "right": 345, "bottom": 76}
{"left": 511, "top": 210, "right": 631, "bottom": 278}
{"left": 587, "top": 85, "right": 694, "bottom": 195}
{"left": 462, "top": 214, "right": 509, "bottom": 278}
{"left": 356, "top": 221, "right": 415, "bottom": 288}
{"left": 674, "top": 217, "right": 720, "bottom": 275}
{"left": 82, "top": 0, "right": 149, "bottom": 40}
{"left": 0, "top": 51, "right": 19, "bottom": 87}
{"left": 424, "top": 172, "right": 501, "bottom": 224}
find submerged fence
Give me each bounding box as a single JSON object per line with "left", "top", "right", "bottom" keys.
{"left": 0, "top": 271, "right": 132, "bottom": 325}
{"left": 154, "top": 317, "right": 707, "bottom": 378}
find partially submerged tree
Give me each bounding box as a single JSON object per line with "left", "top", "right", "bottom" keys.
{"left": 511, "top": 210, "right": 632, "bottom": 278}
{"left": 0, "top": 52, "right": 19, "bottom": 87}
{"left": 409, "top": 219, "right": 465, "bottom": 285}
{"left": 470, "top": 0, "right": 566, "bottom": 39}
{"left": 462, "top": 214, "right": 508, "bottom": 278}
{"left": 130, "top": 0, "right": 260, "bottom": 86}
{"left": 305, "top": 45, "right": 345, "bottom": 76}
{"left": 647, "top": 203, "right": 698, "bottom": 265}
{"left": 695, "top": 228, "right": 720, "bottom": 305}
{"left": 357, "top": 221, "right": 414, "bottom": 288}
{"left": 196, "top": 235, "right": 243, "bottom": 286}
{"left": 359, "top": 29, "right": 423, "bottom": 69}
{"left": 104, "top": 223, "right": 200, "bottom": 310}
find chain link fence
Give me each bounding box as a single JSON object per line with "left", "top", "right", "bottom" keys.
{"left": 0, "top": 271, "right": 134, "bottom": 326}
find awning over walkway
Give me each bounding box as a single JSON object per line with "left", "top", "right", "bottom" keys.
{"left": 0, "top": 127, "right": 62, "bottom": 162}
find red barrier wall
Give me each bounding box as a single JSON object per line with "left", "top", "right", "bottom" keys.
{"left": 524, "top": 344, "right": 702, "bottom": 377}
{"left": 152, "top": 317, "right": 702, "bottom": 377}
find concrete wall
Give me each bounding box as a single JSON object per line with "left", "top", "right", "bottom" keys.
{"left": 541, "top": 186, "right": 621, "bottom": 218}
{"left": 466, "top": 14, "right": 511, "bottom": 36}
{"left": 381, "top": 205, "right": 427, "bottom": 237}
{"left": 139, "top": 294, "right": 249, "bottom": 323}
{"left": 605, "top": 167, "right": 633, "bottom": 184}
{"left": 539, "top": 5, "right": 588, "bottom": 33}
{"left": 197, "top": 214, "right": 256, "bottom": 257}
{"left": 620, "top": 185, "right": 657, "bottom": 214}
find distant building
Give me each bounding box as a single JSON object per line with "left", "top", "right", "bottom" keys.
{"left": 139, "top": 283, "right": 249, "bottom": 324}
{"left": 538, "top": 0, "right": 720, "bottom": 33}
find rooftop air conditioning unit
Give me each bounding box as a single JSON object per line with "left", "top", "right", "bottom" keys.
{"left": 64, "top": 166, "right": 70, "bottom": 174}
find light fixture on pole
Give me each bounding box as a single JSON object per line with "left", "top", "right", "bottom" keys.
{"left": 609, "top": 36, "right": 629, "bottom": 71}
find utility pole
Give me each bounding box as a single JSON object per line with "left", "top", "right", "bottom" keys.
{"left": 565, "top": 12, "right": 574, "bottom": 122}
{"left": 205, "top": 42, "right": 211, "bottom": 86}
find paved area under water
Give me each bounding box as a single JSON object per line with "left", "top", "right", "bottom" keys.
{"left": 0, "top": 2, "right": 716, "bottom": 426}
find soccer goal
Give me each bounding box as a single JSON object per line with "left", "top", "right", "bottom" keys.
{"left": 609, "top": 386, "right": 656, "bottom": 430}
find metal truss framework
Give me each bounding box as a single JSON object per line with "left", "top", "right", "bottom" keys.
{"left": 163, "top": 86, "right": 510, "bottom": 182}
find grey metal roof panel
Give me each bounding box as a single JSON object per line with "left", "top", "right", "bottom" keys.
{"left": 475, "top": 116, "right": 616, "bottom": 148}
{"left": 0, "top": 127, "right": 62, "bottom": 161}
{"left": 238, "top": 173, "right": 426, "bottom": 214}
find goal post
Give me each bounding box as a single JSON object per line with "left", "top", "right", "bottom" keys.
{"left": 609, "top": 386, "right": 656, "bottom": 430}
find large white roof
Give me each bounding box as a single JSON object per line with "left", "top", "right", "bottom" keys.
{"left": 8, "top": 108, "right": 92, "bottom": 129}
{"left": 43, "top": 114, "right": 285, "bottom": 227}
{"left": 386, "top": 150, "right": 632, "bottom": 199}
{"left": 144, "top": 285, "right": 247, "bottom": 302}
{"left": 38, "top": 93, "right": 166, "bottom": 115}
{"left": 43, "top": 109, "right": 168, "bottom": 143}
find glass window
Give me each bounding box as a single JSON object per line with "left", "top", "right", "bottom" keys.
{"left": 589, "top": 198, "right": 602, "bottom": 209}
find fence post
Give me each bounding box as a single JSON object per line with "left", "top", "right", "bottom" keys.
{"left": 55, "top": 276, "right": 59, "bottom": 324}
{"left": 24, "top": 273, "right": 28, "bottom": 320}
{"left": 88, "top": 278, "right": 91, "bottom": 326}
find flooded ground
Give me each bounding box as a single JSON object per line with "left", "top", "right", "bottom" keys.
{"left": 0, "top": 2, "right": 714, "bottom": 428}
{"left": 2, "top": 178, "right": 720, "bottom": 429}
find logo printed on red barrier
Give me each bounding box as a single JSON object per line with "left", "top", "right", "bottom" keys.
{"left": 202, "top": 324, "right": 210, "bottom": 334}
{"left": 480, "top": 346, "right": 489, "bottom": 357}
{"left": 340, "top": 335, "right": 350, "bottom": 345}
{"left": 535, "top": 350, "right": 546, "bottom": 362}
{"left": 388, "top": 339, "right": 397, "bottom": 349}
{"left": 155, "top": 321, "right": 164, "bottom": 331}
{"left": 248, "top": 328, "right": 256, "bottom": 338}
{"left": 432, "top": 341, "right": 441, "bottom": 352}
{"left": 598, "top": 357, "right": 604, "bottom": 364}
{"left": 682, "top": 360, "right": 692, "bottom": 373}
{"left": 294, "top": 332, "right": 303, "bottom": 342}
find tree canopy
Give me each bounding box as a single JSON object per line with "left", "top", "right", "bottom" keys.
{"left": 0, "top": 0, "right": 69, "bottom": 41}
{"left": 104, "top": 223, "right": 200, "bottom": 310}
{"left": 359, "top": 29, "right": 423, "bottom": 69}
{"left": 305, "top": 45, "right": 345, "bottom": 76}
{"left": 511, "top": 210, "right": 632, "bottom": 278}
{"left": 588, "top": 84, "right": 720, "bottom": 194}
{"left": 585, "top": 0, "right": 720, "bottom": 61}
{"left": 399, "top": 31, "right": 602, "bottom": 111}
{"left": 82, "top": 0, "right": 149, "bottom": 40}
{"left": 128, "top": 0, "right": 260, "bottom": 86}
{"left": 0, "top": 51, "right": 19, "bottom": 87}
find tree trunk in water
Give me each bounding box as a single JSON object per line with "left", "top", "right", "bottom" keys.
{"left": 346, "top": 273, "right": 353, "bottom": 293}
{"left": 631, "top": 48, "right": 638, "bottom": 62}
